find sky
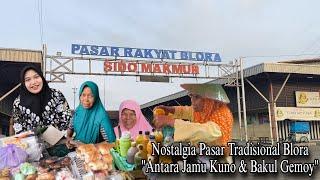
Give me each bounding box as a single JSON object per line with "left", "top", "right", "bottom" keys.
{"left": 1, "top": 0, "right": 320, "bottom": 110}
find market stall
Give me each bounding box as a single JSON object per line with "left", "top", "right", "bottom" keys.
{"left": 0, "top": 112, "right": 172, "bottom": 180}
{"left": 0, "top": 129, "right": 153, "bottom": 180}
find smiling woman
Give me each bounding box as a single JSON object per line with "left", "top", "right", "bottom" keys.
{"left": 12, "top": 65, "right": 72, "bottom": 134}
{"left": 114, "top": 100, "right": 153, "bottom": 139}
{"left": 24, "top": 69, "right": 44, "bottom": 94}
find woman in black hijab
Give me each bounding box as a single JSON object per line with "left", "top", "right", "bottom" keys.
{"left": 12, "top": 65, "right": 72, "bottom": 134}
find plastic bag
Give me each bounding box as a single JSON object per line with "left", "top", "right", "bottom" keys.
{"left": 0, "top": 144, "right": 27, "bottom": 169}
{"left": 47, "top": 144, "right": 71, "bottom": 157}
{"left": 21, "top": 136, "right": 43, "bottom": 161}
{"left": 20, "top": 162, "right": 37, "bottom": 175}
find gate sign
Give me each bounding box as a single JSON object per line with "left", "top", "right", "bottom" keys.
{"left": 71, "top": 44, "right": 221, "bottom": 62}
{"left": 104, "top": 60, "right": 200, "bottom": 75}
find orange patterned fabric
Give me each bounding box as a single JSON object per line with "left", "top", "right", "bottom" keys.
{"left": 193, "top": 98, "right": 233, "bottom": 150}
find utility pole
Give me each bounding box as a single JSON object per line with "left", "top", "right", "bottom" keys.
{"left": 240, "top": 58, "right": 248, "bottom": 142}
{"left": 104, "top": 76, "right": 106, "bottom": 107}
{"left": 72, "top": 87, "right": 78, "bottom": 110}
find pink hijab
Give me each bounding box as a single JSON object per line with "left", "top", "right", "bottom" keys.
{"left": 114, "top": 100, "right": 153, "bottom": 139}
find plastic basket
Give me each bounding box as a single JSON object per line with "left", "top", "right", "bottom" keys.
{"left": 110, "top": 148, "right": 135, "bottom": 171}
{"left": 67, "top": 151, "right": 89, "bottom": 180}
{"left": 162, "top": 126, "right": 174, "bottom": 138}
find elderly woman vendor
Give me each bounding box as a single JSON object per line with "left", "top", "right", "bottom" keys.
{"left": 66, "top": 81, "right": 115, "bottom": 147}
{"left": 154, "top": 83, "right": 233, "bottom": 163}
{"left": 114, "top": 100, "right": 153, "bottom": 139}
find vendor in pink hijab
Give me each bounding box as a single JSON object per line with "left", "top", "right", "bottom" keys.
{"left": 114, "top": 100, "right": 153, "bottom": 139}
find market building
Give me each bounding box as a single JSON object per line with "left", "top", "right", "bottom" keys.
{"left": 141, "top": 59, "right": 320, "bottom": 143}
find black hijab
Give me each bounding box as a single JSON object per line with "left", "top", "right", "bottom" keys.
{"left": 19, "top": 65, "right": 52, "bottom": 117}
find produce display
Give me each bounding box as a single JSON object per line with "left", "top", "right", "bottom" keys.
{"left": 0, "top": 134, "right": 120, "bottom": 180}
{"left": 0, "top": 109, "right": 173, "bottom": 180}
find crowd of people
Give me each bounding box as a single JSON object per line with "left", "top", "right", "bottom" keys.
{"left": 11, "top": 64, "right": 234, "bottom": 163}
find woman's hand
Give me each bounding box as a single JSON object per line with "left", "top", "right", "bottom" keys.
{"left": 154, "top": 115, "right": 175, "bottom": 129}
{"left": 66, "top": 128, "right": 75, "bottom": 149}
{"left": 66, "top": 139, "right": 83, "bottom": 149}
{"left": 154, "top": 105, "right": 175, "bottom": 115}
{"left": 65, "top": 137, "right": 74, "bottom": 149}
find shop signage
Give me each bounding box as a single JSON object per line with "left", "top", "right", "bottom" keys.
{"left": 295, "top": 91, "right": 320, "bottom": 107}
{"left": 104, "top": 60, "right": 200, "bottom": 75}
{"left": 71, "top": 44, "right": 221, "bottom": 62}
{"left": 275, "top": 107, "right": 320, "bottom": 121}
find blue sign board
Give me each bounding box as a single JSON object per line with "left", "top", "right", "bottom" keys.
{"left": 290, "top": 121, "right": 310, "bottom": 133}
{"left": 71, "top": 44, "right": 221, "bottom": 62}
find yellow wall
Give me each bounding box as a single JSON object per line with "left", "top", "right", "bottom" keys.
{"left": 232, "top": 114, "right": 271, "bottom": 140}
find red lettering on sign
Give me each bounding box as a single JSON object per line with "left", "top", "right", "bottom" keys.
{"left": 172, "top": 64, "right": 183, "bottom": 74}
{"left": 104, "top": 61, "right": 112, "bottom": 72}
{"left": 128, "top": 63, "right": 137, "bottom": 72}
{"left": 141, "top": 63, "right": 152, "bottom": 73}
{"left": 183, "top": 65, "right": 191, "bottom": 74}
{"left": 192, "top": 65, "right": 199, "bottom": 74}
{"left": 163, "top": 64, "right": 171, "bottom": 74}
{"left": 104, "top": 60, "right": 200, "bottom": 75}
{"left": 153, "top": 64, "right": 162, "bottom": 73}
{"left": 118, "top": 61, "right": 126, "bottom": 72}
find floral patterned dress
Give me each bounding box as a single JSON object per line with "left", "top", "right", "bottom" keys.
{"left": 12, "top": 88, "right": 72, "bottom": 134}
{"left": 173, "top": 98, "right": 233, "bottom": 155}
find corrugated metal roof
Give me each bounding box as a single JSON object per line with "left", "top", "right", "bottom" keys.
{"left": 141, "top": 63, "right": 265, "bottom": 108}
{"left": 0, "top": 48, "right": 42, "bottom": 63}
{"left": 278, "top": 58, "right": 320, "bottom": 64}
{"left": 264, "top": 63, "right": 320, "bottom": 75}
{"left": 141, "top": 62, "right": 320, "bottom": 108}
{"left": 141, "top": 90, "right": 188, "bottom": 109}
